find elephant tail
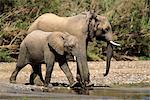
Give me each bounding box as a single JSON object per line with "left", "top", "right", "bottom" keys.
{"left": 17, "top": 42, "right": 28, "bottom": 66}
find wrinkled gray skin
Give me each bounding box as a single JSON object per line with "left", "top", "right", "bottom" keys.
{"left": 10, "top": 30, "right": 80, "bottom": 87}
{"left": 26, "top": 11, "right": 119, "bottom": 87}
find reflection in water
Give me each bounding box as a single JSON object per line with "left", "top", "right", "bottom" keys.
{"left": 44, "top": 86, "right": 150, "bottom": 99}
{"left": 73, "top": 88, "right": 90, "bottom": 95}
{"left": 1, "top": 83, "right": 150, "bottom": 100}
{"left": 85, "top": 87, "right": 150, "bottom": 99}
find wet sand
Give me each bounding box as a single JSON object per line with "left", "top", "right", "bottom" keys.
{"left": 0, "top": 61, "right": 150, "bottom": 99}
{"left": 1, "top": 82, "right": 150, "bottom": 100}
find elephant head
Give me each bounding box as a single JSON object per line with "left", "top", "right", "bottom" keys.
{"left": 47, "top": 32, "right": 79, "bottom": 57}
{"left": 88, "top": 13, "right": 120, "bottom": 76}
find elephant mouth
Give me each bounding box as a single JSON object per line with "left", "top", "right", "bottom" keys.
{"left": 96, "top": 37, "right": 121, "bottom": 47}
{"left": 96, "top": 34, "right": 106, "bottom": 41}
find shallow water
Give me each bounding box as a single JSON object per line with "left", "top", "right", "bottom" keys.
{"left": 88, "top": 87, "right": 150, "bottom": 99}
{"left": 49, "top": 87, "right": 150, "bottom": 99}
{"left": 1, "top": 87, "right": 150, "bottom": 100}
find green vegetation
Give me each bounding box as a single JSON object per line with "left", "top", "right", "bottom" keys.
{"left": 139, "top": 56, "right": 150, "bottom": 60}
{"left": 0, "top": 0, "right": 150, "bottom": 62}
{"left": 0, "top": 49, "right": 13, "bottom": 62}
{"left": 104, "top": 0, "right": 150, "bottom": 57}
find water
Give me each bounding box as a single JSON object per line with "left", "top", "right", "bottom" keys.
{"left": 1, "top": 86, "right": 150, "bottom": 100}
{"left": 47, "top": 87, "right": 150, "bottom": 99}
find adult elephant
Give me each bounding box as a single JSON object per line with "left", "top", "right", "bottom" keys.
{"left": 27, "top": 11, "right": 120, "bottom": 87}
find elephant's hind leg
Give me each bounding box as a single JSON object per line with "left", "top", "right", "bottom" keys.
{"left": 10, "top": 63, "right": 27, "bottom": 83}
{"left": 10, "top": 43, "right": 28, "bottom": 83}
{"left": 30, "top": 64, "right": 44, "bottom": 85}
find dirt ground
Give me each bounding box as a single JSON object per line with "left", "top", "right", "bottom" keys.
{"left": 0, "top": 61, "right": 150, "bottom": 99}
{"left": 0, "top": 61, "right": 150, "bottom": 86}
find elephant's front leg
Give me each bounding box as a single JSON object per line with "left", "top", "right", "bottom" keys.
{"left": 44, "top": 63, "right": 54, "bottom": 87}
{"left": 76, "top": 38, "right": 90, "bottom": 87}
{"left": 44, "top": 52, "right": 55, "bottom": 87}
{"left": 76, "top": 62, "right": 81, "bottom": 82}
{"left": 57, "top": 55, "right": 77, "bottom": 87}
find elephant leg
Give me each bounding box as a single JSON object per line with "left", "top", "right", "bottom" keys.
{"left": 35, "top": 64, "right": 45, "bottom": 84}
{"left": 75, "top": 39, "right": 90, "bottom": 87}
{"left": 10, "top": 63, "right": 27, "bottom": 83}
{"left": 57, "top": 56, "right": 75, "bottom": 86}
{"left": 29, "top": 71, "right": 37, "bottom": 85}
{"left": 76, "top": 61, "right": 81, "bottom": 82}
{"left": 10, "top": 43, "right": 29, "bottom": 83}
{"left": 44, "top": 63, "right": 54, "bottom": 87}
{"left": 30, "top": 64, "right": 44, "bottom": 85}
{"left": 44, "top": 52, "right": 55, "bottom": 87}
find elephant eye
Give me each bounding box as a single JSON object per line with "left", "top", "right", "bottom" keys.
{"left": 104, "top": 27, "right": 110, "bottom": 32}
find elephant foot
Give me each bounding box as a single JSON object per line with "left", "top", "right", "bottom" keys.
{"left": 25, "top": 82, "right": 35, "bottom": 85}
{"left": 70, "top": 81, "right": 94, "bottom": 89}
{"left": 10, "top": 78, "right": 16, "bottom": 84}
{"left": 34, "top": 76, "right": 44, "bottom": 86}
{"left": 42, "top": 87, "right": 49, "bottom": 92}
{"left": 25, "top": 83, "right": 31, "bottom": 85}
{"left": 70, "top": 81, "right": 81, "bottom": 88}
{"left": 76, "top": 74, "right": 81, "bottom": 82}
{"left": 86, "top": 82, "right": 94, "bottom": 87}
{"left": 47, "top": 83, "right": 53, "bottom": 88}
{"left": 42, "top": 83, "right": 53, "bottom": 92}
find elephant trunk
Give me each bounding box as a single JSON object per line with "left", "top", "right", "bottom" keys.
{"left": 103, "top": 42, "right": 113, "bottom": 76}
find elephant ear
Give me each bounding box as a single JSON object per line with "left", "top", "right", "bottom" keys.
{"left": 64, "top": 34, "right": 78, "bottom": 56}
{"left": 96, "top": 15, "right": 109, "bottom": 29}
{"left": 47, "top": 32, "right": 65, "bottom": 55}
{"left": 88, "top": 18, "right": 95, "bottom": 40}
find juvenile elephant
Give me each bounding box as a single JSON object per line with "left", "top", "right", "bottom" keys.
{"left": 26, "top": 11, "right": 120, "bottom": 87}
{"left": 10, "top": 30, "right": 80, "bottom": 87}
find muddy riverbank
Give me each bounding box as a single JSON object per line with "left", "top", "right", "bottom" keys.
{"left": 1, "top": 82, "right": 150, "bottom": 100}
{"left": 0, "top": 61, "right": 150, "bottom": 99}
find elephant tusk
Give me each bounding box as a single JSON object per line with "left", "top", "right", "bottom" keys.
{"left": 110, "top": 41, "right": 121, "bottom": 46}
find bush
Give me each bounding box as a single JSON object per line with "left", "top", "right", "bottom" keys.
{"left": 0, "top": 49, "right": 13, "bottom": 62}
{"left": 101, "top": 0, "right": 150, "bottom": 58}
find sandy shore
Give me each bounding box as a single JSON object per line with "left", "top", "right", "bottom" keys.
{"left": 1, "top": 61, "right": 150, "bottom": 99}
{"left": 0, "top": 61, "right": 150, "bottom": 86}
